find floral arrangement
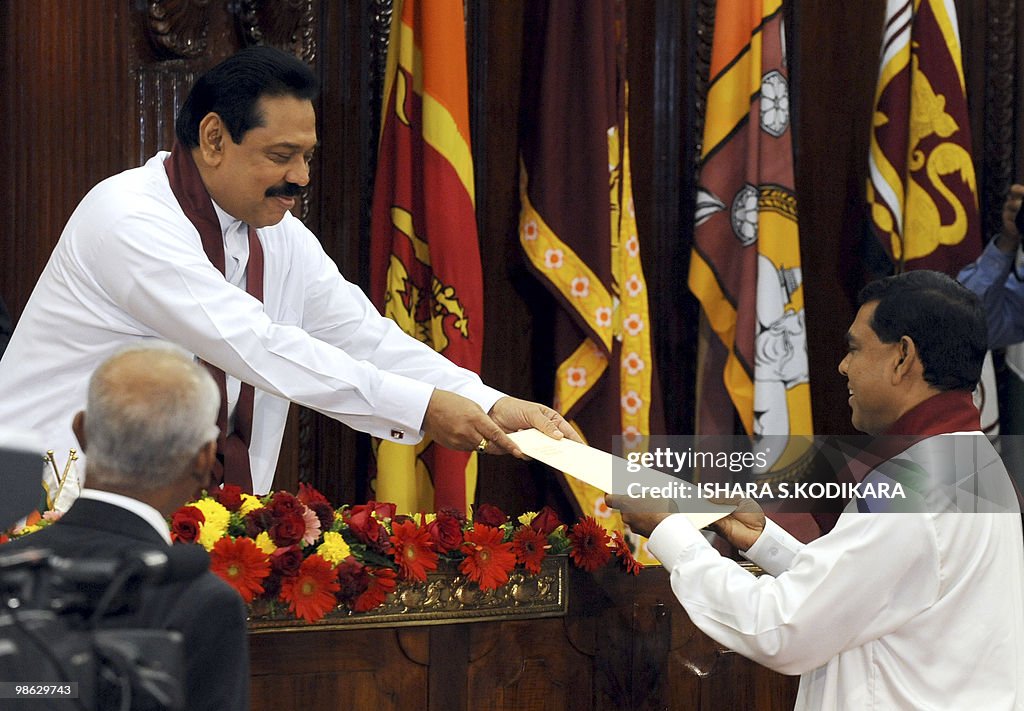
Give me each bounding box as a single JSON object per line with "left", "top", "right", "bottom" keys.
{"left": 165, "top": 484, "right": 642, "bottom": 623}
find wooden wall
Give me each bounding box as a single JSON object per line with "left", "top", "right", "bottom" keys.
{"left": 2, "top": 0, "right": 1022, "bottom": 516}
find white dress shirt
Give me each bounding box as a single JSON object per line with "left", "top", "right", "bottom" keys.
{"left": 0, "top": 152, "right": 504, "bottom": 493}
{"left": 647, "top": 433, "right": 1024, "bottom": 710}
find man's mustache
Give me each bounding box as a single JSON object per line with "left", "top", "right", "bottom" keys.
{"left": 265, "top": 182, "right": 304, "bottom": 198}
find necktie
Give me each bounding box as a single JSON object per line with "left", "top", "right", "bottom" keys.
{"left": 164, "top": 141, "right": 263, "bottom": 493}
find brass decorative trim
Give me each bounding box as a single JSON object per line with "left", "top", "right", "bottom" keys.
{"left": 248, "top": 553, "right": 568, "bottom": 633}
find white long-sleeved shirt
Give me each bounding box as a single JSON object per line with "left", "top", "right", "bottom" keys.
{"left": 648, "top": 436, "right": 1024, "bottom": 710}
{"left": 0, "top": 152, "right": 504, "bottom": 493}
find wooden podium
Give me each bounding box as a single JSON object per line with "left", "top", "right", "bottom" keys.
{"left": 248, "top": 560, "right": 798, "bottom": 710}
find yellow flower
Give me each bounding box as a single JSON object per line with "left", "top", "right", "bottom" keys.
{"left": 518, "top": 511, "right": 538, "bottom": 527}
{"left": 192, "top": 498, "right": 230, "bottom": 551}
{"left": 239, "top": 493, "right": 263, "bottom": 515}
{"left": 421, "top": 512, "right": 437, "bottom": 524}
{"left": 317, "top": 531, "right": 351, "bottom": 565}
{"left": 254, "top": 531, "right": 276, "bottom": 555}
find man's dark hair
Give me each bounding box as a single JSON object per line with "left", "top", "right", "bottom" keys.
{"left": 857, "top": 270, "right": 987, "bottom": 391}
{"left": 175, "top": 46, "right": 319, "bottom": 149}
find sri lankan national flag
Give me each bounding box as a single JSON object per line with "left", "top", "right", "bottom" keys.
{"left": 369, "top": 0, "right": 483, "bottom": 515}
{"left": 867, "top": 0, "right": 981, "bottom": 274}
{"left": 689, "top": 0, "right": 812, "bottom": 449}
{"left": 519, "top": 0, "right": 661, "bottom": 560}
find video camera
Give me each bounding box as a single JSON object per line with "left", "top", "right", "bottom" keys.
{"left": 0, "top": 430, "right": 206, "bottom": 710}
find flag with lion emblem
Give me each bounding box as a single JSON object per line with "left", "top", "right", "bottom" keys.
{"left": 369, "top": 0, "right": 483, "bottom": 514}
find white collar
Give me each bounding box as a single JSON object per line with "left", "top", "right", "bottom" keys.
{"left": 210, "top": 199, "right": 244, "bottom": 236}
{"left": 77, "top": 489, "right": 172, "bottom": 544}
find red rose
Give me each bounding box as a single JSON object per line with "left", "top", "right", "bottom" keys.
{"left": 211, "top": 484, "right": 243, "bottom": 512}
{"left": 269, "top": 511, "right": 306, "bottom": 547}
{"left": 335, "top": 558, "right": 370, "bottom": 608}
{"left": 473, "top": 503, "right": 507, "bottom": 528}
{"left": 170, "top": 506, "right": 205, "bottom": 543}
{"left": 367, "top": 500, "right": 397, "bottom": 520}
{"left": 268, "top": 492, "right": 304, "bottom": 519}
{"left": 437, "top": 506, "right": 467, "bottom": 525}
{"left": 244, "top": 508, "right": 273, "bottom": 537}
{"left": 345, "top": 504, "right": 383, "bottom": 544}
{"left": 529, "top": 506, "right": 563, "bottom": 536}
{"left": 270, "top": 546, "right": 304, "bottom": 577}
{"left": 296, "top": 483, "right": 331, "bottom": 507}
{"left": 425, "top": 513, "right": 463, "bottom": 553}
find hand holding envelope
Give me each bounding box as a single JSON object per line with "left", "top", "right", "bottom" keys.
{"left": 506, "top": 428, "right": 737, "bottom": 535}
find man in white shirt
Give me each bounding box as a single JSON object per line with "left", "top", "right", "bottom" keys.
{"left": 609, "top": 270, "right": 1024, "bottom": 710}
{"left": 0, "top": 46, "right": 575, "bottom": 499}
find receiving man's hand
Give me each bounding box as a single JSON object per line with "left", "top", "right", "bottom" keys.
{"left": 604, "top": 493, "right": 676, "bottom": 539}
{"left": 709, "top": 497, "right": 766, "bottom": 551}
{"left": 605, "top": 494, "right": 767, "bottom": 548}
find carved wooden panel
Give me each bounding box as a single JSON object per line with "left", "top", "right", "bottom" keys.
{"left": 980, "top": 0, "right": 1017, "bottom": 240}
{"left": 236, "top": 0, "right": 317, "bottom": 63}
{"left": 142, "top": 0, "right": 214, "bottom": 59}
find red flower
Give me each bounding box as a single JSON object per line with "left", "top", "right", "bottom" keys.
{"left": 460, "top": 524, "right": 516, "bottom": 591}
{"left": 0, "top": 534, "right": 9, "bottom": 544}
{"left": 244, "top": 508, "right": 273, "bottom": 537}
{"left": 353, "top": 567, "right": 397, "bottom": 612}
{"left": 344, "top": 504, "right": 392, "bottom": 554}
{"left": 568, "top": 517, "right": 612, "bottom": 572}
{"left": 335, "top": 558, "right": 370, "bottom": 608}
{"left": 269, "top": 511, "right": 306, "bottom": 548}
{"left": 424, "top": 511, "right": 463, "bottom": 553}
{"left": 612, "top": 532, "right": 642, "bottom": 576}
{"left": 279, "top": 554, "right": 340, "bottom": 623}
{"left": 473, "top": 503, "right": 507, "bottom": 528}
{"left": 267, "top": 491, "right": 303, "bottom": 518}
{"left": 296, "top": 482, "right": 330, "bottom": 507}
{"left": 307, "top": 501, "right": 335, "bottom": 533}
{"left": 512, "top": 526, "right": 548, "bottom": 574}
{"left": 529, "top": 506, "right": 563, "bottom": 536}
{"left": 389, "top": 520, "right": 438, "bottom": 582}
{"left": 270, "top": 546, "right": 304, "bottom": 578}
{"left": 367, "top": 500, "right": 397, "bottom": 520}
{"left": 170, "top": 506, "right": 205, "bottom": 544}
{"left": 211, "top": 484, "right": 243, "bottom": 512}
{"left": 209, "top": 537, "right": 271, "bottom": 602}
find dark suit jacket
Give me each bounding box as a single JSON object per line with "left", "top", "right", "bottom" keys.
{"left": 4, "top": 498, "right": 250, "bottom": 711}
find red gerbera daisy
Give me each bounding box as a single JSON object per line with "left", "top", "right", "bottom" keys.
{"left": 611, "top": 531, "right": 642, "bottom": 576}
{"left": 389, "top": 520, "right": 438, "bottom": 582}
{"left": 460, "top": 524, "right": 516, "bottom": 591}
{"left": 512, "top": 525, "right": 548, "bottom": 574}
{"left": 567, "top": 516, "right": 612, "bottom": 572}
{"left": 279, "top": 554, "right": 340, "bottom": 623}
{"left": 209, "top": 537, "right": 271, "bottom": 603}
{"left": 353, "top": 567, "right": 398, "bottom": 612}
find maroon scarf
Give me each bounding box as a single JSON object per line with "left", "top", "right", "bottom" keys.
{"left": 165, "top": 141, "right": 263, "bottom": 493}
{"left": 811, "top": 390, "right": 980, "bottom": 534}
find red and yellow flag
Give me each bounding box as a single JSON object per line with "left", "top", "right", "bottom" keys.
{"left": 519, "top": 0, "right": 661, "bottom": 558}
{"left": 689, "top": 0, "right": 812, "bottom": 452}
{"left": 369, "top": 0, "right": 482, "bottom": 515}
{"left": 867, "top": 0, "right": 980, "bottom": 274}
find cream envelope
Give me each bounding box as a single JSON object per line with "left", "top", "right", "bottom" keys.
{"left": 507, "top": 428, "right": 735, "bottom": 530}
